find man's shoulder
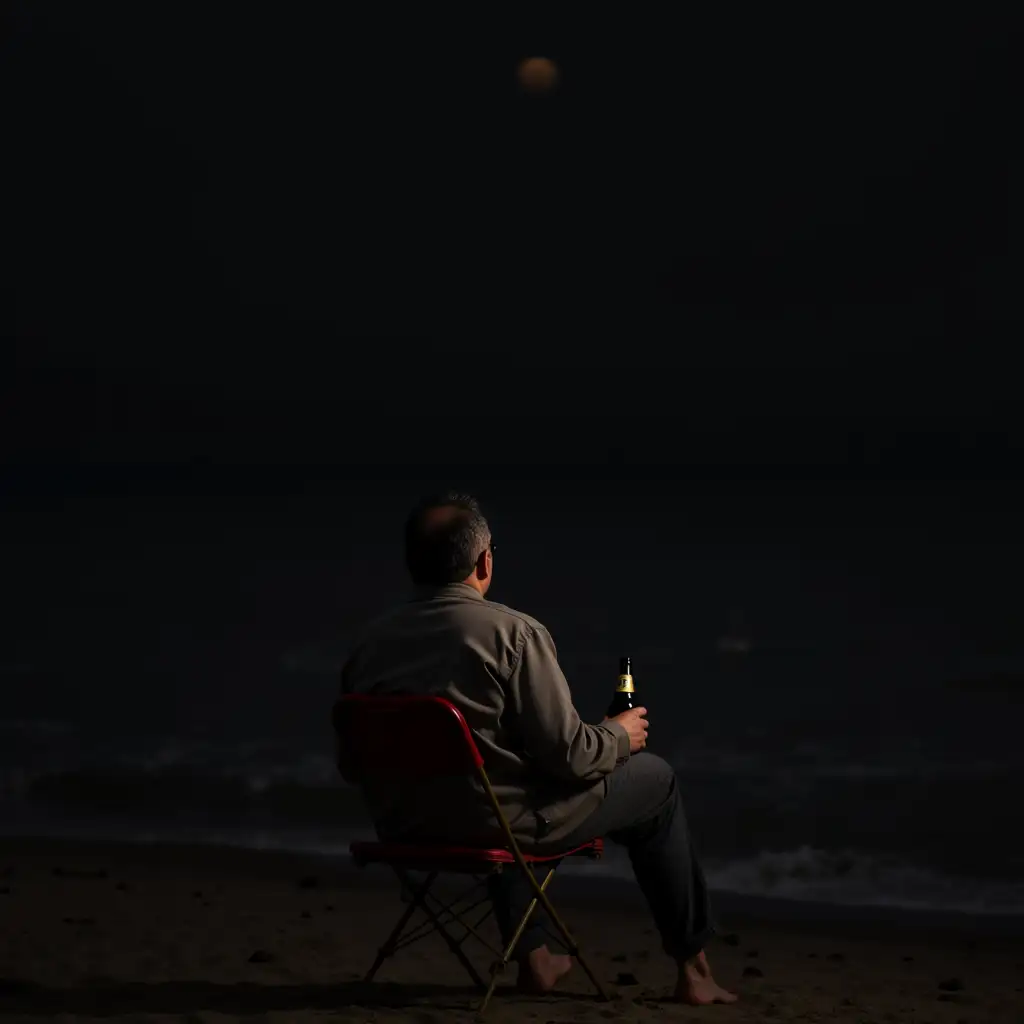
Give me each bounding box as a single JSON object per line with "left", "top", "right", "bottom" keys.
{"left": 479, "top": 598, "right": 547, "bottom": 637}
{"left": 350, "top": 591, "right": 548, "bottom": 648}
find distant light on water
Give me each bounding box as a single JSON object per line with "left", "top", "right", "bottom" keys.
{"left": 717, "top": 635, "right": 752, "bottom": 655}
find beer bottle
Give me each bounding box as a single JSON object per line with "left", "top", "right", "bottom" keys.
{"left": 606, "top": 656, "right": 636, "bottom": 718}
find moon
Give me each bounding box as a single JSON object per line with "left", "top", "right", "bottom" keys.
{"left": 516, "top": 57, "right": 560, "bottom": 96}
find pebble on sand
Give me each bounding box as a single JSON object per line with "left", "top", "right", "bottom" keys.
{"left": 938, "top": 977, "right": 965, "bottom": 992}
{"left": 248, "top": 949, "right": 276, "bottom": 963}
{"left": 742, "top": 966, "right": 763, "bottom": 978}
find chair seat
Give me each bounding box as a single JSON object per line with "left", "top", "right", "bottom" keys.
{"left": 351, "top": 837, "right": 603, "bottom": 869}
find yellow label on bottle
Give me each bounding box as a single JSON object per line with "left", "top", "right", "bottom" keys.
{"left": 616, "top": 674, "right": 634, "bottom": 693}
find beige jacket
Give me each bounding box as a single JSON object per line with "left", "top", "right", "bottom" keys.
{"left": 339, "top": 583, "right": 630, "bottom": 851}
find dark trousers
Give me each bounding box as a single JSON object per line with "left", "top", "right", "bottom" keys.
{"left": 488, "top": 753, "right": 716, "bottom": 962}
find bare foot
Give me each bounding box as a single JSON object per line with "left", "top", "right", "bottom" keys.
{"left": 516, "top": 945, "right": 574, "bottom": 993}
{"left": 675, "top": 950, "right": 738, "bottom": 1005}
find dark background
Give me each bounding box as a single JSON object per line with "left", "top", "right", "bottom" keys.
{"left": 3, "top": 3, "right": 1022, "bottom": 679}
{"left": 2, "top": 5, "right": 1023, "bottom": 899}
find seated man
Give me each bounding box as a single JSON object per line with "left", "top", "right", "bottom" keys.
{"left": 338, "top": 492, "right": 737, "bottom": 1005}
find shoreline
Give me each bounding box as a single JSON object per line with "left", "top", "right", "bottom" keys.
{"left": 4, "top": 833, "right": 1023, "bottom": 941}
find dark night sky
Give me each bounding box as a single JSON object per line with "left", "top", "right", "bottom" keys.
{"left": 2, "top": 5, "right": 1024, "bottom": 732}
{"left": 3, "top": 6, "right": 1021, "bottom": 352}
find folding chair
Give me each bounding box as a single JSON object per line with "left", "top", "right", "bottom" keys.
{"left": 332, "top": 694, "right": 611, "bottom": 1014}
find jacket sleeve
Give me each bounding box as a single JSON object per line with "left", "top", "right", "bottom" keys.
{"left": 506, "top": 623, "right": 630, "bottom": 781}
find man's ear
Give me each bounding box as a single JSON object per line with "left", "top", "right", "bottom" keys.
{"left": 476, "top": 547, "right": 491, "bottom": 580}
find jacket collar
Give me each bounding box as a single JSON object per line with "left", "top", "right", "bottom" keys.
{"left": 414, "top": 582, "right": 484, "bottom": 601}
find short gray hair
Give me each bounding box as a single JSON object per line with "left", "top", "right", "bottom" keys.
{"left": 404, "top": 492, "right": 491, "bottom": 586}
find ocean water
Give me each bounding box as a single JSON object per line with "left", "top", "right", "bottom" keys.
{"left": 3, "top": 684, "right": 1022, "bottom": 919}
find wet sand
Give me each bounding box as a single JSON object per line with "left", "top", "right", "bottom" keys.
{"left": 1, "top": 837, "right": 1022, "bottom": 1022}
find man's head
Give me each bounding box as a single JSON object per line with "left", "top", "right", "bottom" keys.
{"left": 404, "top": 492, "right": 493, "bottom": 595}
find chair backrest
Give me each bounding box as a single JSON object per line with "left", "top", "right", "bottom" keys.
{"left": 332, "top": 694, "right": 485, "bottom": 783}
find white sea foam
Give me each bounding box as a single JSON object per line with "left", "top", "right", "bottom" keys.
{"left": 566, "top": 842, "right": 1024, "bottom": 916}
{"left": 2, "top": 803, "right": 1021, "bottom": 917}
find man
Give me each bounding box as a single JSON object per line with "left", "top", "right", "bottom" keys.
{"left": 339, "top": 493, "right": 737, "bottom": 1005}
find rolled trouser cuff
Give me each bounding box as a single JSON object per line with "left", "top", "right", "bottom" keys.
{"left": 663, "top": 924, "right": 716, "bottom": 962}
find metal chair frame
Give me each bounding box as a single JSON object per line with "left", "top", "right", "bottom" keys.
{"left": 334, "top": 694, "right": 611, "bottom": 1014}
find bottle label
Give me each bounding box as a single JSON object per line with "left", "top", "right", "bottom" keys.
{"left": 616, "top": 674, "right": 634, "bottom": 693}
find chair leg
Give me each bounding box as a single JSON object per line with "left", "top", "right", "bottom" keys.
{"left": 364, "top": 870, "right": 438, "bottom": 982}
{"left": 420, "top": 887, "right": 496, "bottom": 954}
{"left": 478, "top": 867, "right": 557, "bottom": 1015}
{"left": 534, "top": 886, "right": 611, "bottom": 1002}
{"left": 396, "top": 869, "right": 487, "bottom": 990}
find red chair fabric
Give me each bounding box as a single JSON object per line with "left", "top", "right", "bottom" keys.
{"left": 350, "top": 837, "right": 603, "bottom": 869}
{"left": 333, "top": 693, "right": 483, "bottom": 781}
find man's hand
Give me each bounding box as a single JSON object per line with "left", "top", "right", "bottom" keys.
{"left": 606, "top": 706, "right": 649, "bottom": 753}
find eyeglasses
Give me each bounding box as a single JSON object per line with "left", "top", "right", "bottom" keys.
{"left": 489, "top": 541, "right": 496, "bottom": 554}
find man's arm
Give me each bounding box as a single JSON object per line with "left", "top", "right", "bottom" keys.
{"left": 507, "top": 623, "right": 630, "bottom": 782}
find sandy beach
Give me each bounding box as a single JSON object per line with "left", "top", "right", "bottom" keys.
{"left": 1, "top": 837, "right": 1021, "bottom": 1023}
